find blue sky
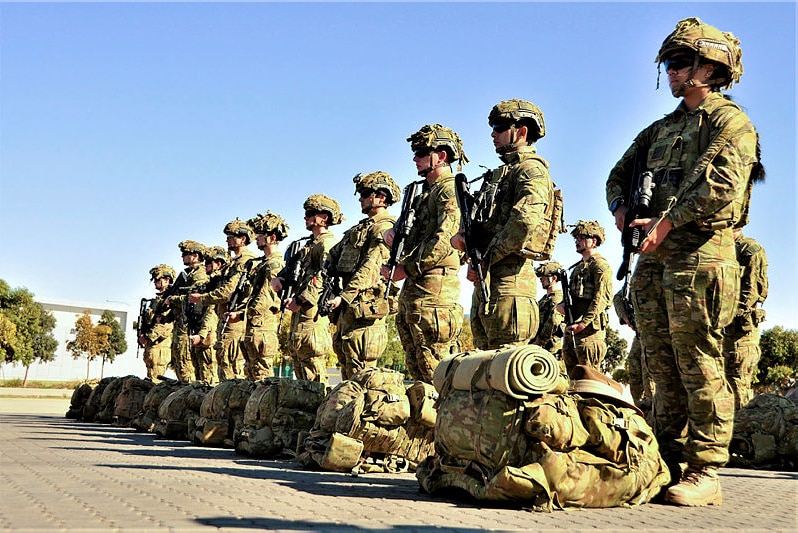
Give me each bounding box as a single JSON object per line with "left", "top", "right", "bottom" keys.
{"left": 1, "top": 2, "right": 795, "bottom": 372}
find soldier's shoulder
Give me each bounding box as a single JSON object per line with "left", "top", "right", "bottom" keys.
{"left": 590, "top": 254, "right": 611, "bottom": 273}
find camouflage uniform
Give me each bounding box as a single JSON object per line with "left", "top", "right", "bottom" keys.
{"left": 242, "top": 253, "right": 285, "bottom": 380}
{"left": 141, "top": 266, "right": 175, "bottom": 382}
{"left": 171, "top": 245, "right": 208, "bottom": 382}
{"left": 531, "top": 262, "right": 564, "bottom": 355}
{"left": 290, "top": 231, "right": 336, "bottom": 384}
{"left": 722, "top": 233, "right": 768, "bottom": 409}
{"left": 562, "top": 226, "right": 613, "bottom": 374}
{"left": 469, "top": 100, "right": 557, "bottom": 349}
{"left": 613, "top": 290, "right": 654, "bottom": 410}
{"left": 606, "top": 26, "right": 759, "bottom": 478}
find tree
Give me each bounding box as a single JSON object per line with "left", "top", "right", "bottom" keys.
{"left": 601, "top": 325, "right": 628, "bottom": 375}
{"left": 757, "top": 326, "right": 798, "bottom": 392}
{"left": 0, "top": 279, "right": 58, "bottom": 386}
{"left": 98, "top": 310, "right": 128, "bottom": 377}
{"left": 378, "top": 315, "right": 405, "bottom": 372}
{"left": 67, "top": 311, "right": 109, "bottom": 380}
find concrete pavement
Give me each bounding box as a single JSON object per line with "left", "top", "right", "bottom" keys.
{"left": 0, "top": 396, "right": 796, "bottom": 532}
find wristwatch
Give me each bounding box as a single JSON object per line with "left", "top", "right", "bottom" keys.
{"left": 609, "top": 198, "right": 624, "bottom": 214}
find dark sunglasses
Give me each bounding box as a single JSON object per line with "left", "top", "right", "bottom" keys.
{"left": 413, "top": 149, "right": 432, "bottom": 158}
{"left": 304, "top": 210, "right": 319, "bottom": 218}
{"left": 491, "top": 123, "right": 513, "bottom": 133}
{"left": 664, "top": 55, "right": 694, "bottom": 72}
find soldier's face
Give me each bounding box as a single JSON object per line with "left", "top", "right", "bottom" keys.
{"left": 256, "top": 234, "right": 268, "bottom": 250}
{"left": 154, "top": 278, "right": 170, "bottom": 292}
{"left": 540, "top": 275, "right": 552, "bottom": 290}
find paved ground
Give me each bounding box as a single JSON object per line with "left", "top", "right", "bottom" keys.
{"left": 0, "top": 395, "right": 796, "bottom": 532}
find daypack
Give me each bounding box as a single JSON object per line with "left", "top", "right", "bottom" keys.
{"left": 154, "top": 382, "right": 212, "bottom": 440}
{"left": 66, "top": 382, "right": 95, "bottom": 420}
{"left": 131, "top": 379, "right": 185, "bottom": 432}
{"left": 81, "top": 377, "right": 116, "bottom": 422}
{"left": 113, "top": 377, "right": 155, "bottom": 426}
{"left": 193, "top": 379, "right": 256, "bottom": 447}
{"left": 730, "top": 393, "right": 798, "bottom": 470}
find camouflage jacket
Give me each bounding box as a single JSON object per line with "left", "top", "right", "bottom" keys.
{"left": 328, "top": 211, "right": 395, "bottom": 306}
{"left": 200, "top": 247, "right": 257, "bottom": 308}
{"left": 172, "top": 263, "right": 209, "bottom": 332}
{"left": 568, "top": 254, "right": 612, "bottom": 329}
{"left": 144, "top": 293, "right": 174, "bottom": 345}
{"left": 478, "top": 146, "right": 554, "bottom": 266}
{"left": 245, "top": 253, "right": 285, "bottom": 328}
{"left": 400, "top": 169, "right": 461, "bottom": 278}
{"left": 533, "top": 289, "right": 564, "bottom": 349}
{"left": 606, "top": 92, "right": 759, "bottom": 240}
{"left": 729, "top": 235, "right": 768, "bottom": 333}
{"left": 296, "top": 231, "right": 337, "bottom": 309}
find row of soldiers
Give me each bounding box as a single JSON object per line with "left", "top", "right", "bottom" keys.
{"left": 136, "top": 16, "right": 769, "bottom": 507}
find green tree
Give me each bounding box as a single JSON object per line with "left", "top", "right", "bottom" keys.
{"left": 67, "top": 311, "right": 109, "bottom": 380}
{"left": 757, "top": 326, "right": 798, "bottom": 392}
{"left": 98, "top": 310, "right": 128, "bottom": 377}
{"left": 0, "top": 280, "right": 58, "bottom": 386}
{"left": 378, "top": 315, "right": 405, "bottom": 372}
{"left": 601, "top": 325, "right": 628, "bottom": 375}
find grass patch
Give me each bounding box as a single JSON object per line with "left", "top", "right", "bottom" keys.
{"left": 0, "top": 379, "right": 87, "bottom": 389}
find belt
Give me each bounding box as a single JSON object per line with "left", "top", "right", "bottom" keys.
{"left": 422, "top": 266, "right": 457, "bottom": 276}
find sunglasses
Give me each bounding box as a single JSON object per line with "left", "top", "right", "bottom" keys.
{"left": 491, "top": 123, "right": 513, "bottom": 133}
{"left": 304, "top": 210, "right": 319, "bottom": 218}
{"left": 413, "top": 149, "right": 432, "bottom": 158}
{"left": 664, "top": 55, "right": 694, "bottom": 72}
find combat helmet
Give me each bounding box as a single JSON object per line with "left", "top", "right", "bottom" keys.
{"left": 570, "top": 220, "right": 605, "bottom": 246}
{"left": 248, "top": 211, "right": 289, "bottom": 241}
{"left": 353, "top": 171, "right": 401, "bottom": 206}
{"left": 178, "top": 240, "right": 206, "bottom": 259}
{"left": 656, "top": 17, "right": 743, "bottom": 90}
{"left": 304, "top": 194, "right": 343, "bottom": 226}
{"left": 204, "top": 245, "right": 229, "bottom": 264}
{"left": 149, "top": 264, "right": 176, "bottom": 282}
{"left": 407, "top": 124, "right": 469, "bottom": 171}
{"left": 534, "top": 261, "right": 563, "bottom": 278}
{"left": 223, "top": 218, "right": 255, "bottom": 244}
{"left": 489, "top": 99, "right": 546, "bottom": 141}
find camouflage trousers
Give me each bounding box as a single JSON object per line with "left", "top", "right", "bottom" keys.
{"left": 215, "top": 324, "right": 246, "bottom": 381}
{"left": 396, "top": 273, "right": 463, "bottom": 384}
{"left": 242, "top": 324, "right": 279, "bottom": 381}
{"left": 333, "top": 306, "right": 388, "bottom": 381}
{"left": 191, "top": 341, "right": 217, "bottom": 385}
{"left": 627, "top": 335, "right": 654, "bottom": 409}
{"left": 143, "top": 339, "right": 170, "bottom": 382}
{"left": 562, "top": 325, "right": 606, "bottom": 375}
{"left": 290, "top": 313, "right": 330, "bottom": 386}
{"left": 631, "top": 229, "right": 737, "bottom": 469}
{"left": 471, "top": 259, "right": 539, "bottom": 350}
{"left": 722, "top": 329, "right": 761, "bottom": 410}
{"left": 170, "top": 329, "right": 195, "bottom": 382}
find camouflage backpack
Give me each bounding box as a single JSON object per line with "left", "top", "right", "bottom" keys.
{"left": 154, "top": 382, "right": 212, "bottom": 440}
{"left": 193, "top": 379, "right": 256, "bottom": 447}
{"left": 130, "top": 379, "right": 185, "bottom": 432}
{"left": 81, "top": 377, "right": 116, "bottom": 422}
{"left": 113, "top": 377, "right": 155, "bottom": 426}
{"left": 97, "top": 376, "right": 136, "bottom": 424}
{"left": 730, "top": 393, "right": 798, "bottom": 470}
{"left": 66, "top": 382, "right": 95, "bottom": 420}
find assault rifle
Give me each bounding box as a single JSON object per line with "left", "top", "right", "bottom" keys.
{"left": 621, "top": 279, "right": 636, "bottom": 332}
{"left": 558, "top": 267, "right": 577, "bottom": 351}
{"left": 455, "top": 172, "right": 489, "bottom": 314}
{"left": 316, "top": 260, "right": 341, "bottom": 319}
{"left": 221, "top": 257, "right": 264, "bottom": 332}
{"left": 146, "top": 270, "right": 189, "bottom": 333}
{"left": 384, "top": 180, "right": 423, "bottom": 298}
{"left": 135, "top": 297, "right": 154, "bottom": 358}
{"left": 277, "top": 236, "right": 311, "bottom": 334}
{"left": 616, "top": 172, "right": 656, "bottom": 281}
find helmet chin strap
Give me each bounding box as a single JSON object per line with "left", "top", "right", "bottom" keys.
{"left": 417, "top": 150, "right": 448, "bottom": 177}
{"left": 495, "top": 126, "right": 525, "bottom": 157}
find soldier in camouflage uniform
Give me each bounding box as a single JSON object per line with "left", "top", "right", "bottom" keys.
{"left": 169, "top": 240, "right": 209, "bottom": 382}
{"left": 723, "top": 230, "right": 768, "bottom": 409}
{"left": 613, "top": 289, "right": 654, "bottom": 413}
{"left": 382, "top": 124, "right": 465, "bottom": 383}
{"left": 452, "top": 100, "right": 558, "bottom": 350}
{"left": 275, "top": 195, "right": 342, "bottom": 385}
{"left": 189, "top": 219, "right": 256, "bottom": 381}
{"left": 531, "top": 261, "right": 565, "bottom": 355}
{"left": 326, "top": 172, "right": 399, "bottom": 381}
{"left": 139, "top": 264, "right": 175, "bottom": 382}
{"left": 228, "top": 212, "right": 289, "bottom": 380}
{"left": 186, "top": 245, "right": 228, "bottom": 384}
{"left": 561, "top": 221, "right": 613, "bottom": 374}
{"left": 606, "top": 18, "right": 762, "bottom": 505}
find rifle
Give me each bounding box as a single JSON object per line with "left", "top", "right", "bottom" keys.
{"left": 141, "top": 270, "right": 189, "bottom": 339}
{"left": 220, "top": 257, "right": 264, "bottom": 332}
{"left": 621, "top": 279, "right": 636, "bottom": 332}
{"left": 316, "top": 260, "right": 341, "bottom": 319}
{"left": 135, "top": 297, "right": 154, "bottom": 358}
{"left": 616, "top": 156, "right": 656, "bottom": 281}
{"left": 558, "top": 267, "right": 577, "bottom": 352}
{"left": 455, "top": 172, "right": 490, "bottom": 314}
{"left": 277, "top": 236, "right": 311, "bottom": 334}
{"left": 384, "top": 180, "right": 423, "bottom": 298}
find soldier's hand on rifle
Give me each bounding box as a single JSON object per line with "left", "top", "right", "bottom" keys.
{"left": 225, "top": 311, "right": 242, "bottom": 324}
{"left": 381, "top": 263, "right": 406, "bottom": 282}
{"left": 188, "top": 293, "right": 202, "bottom": 304}
{"left": 555, "top": 303, "right": 565, "bottom": 316}
{"left": 466, "top": 264, "right": 479, "bottom": 284}
{"left": 566, "top": 322, "right": 586, "bottom": 334}
{"left": 189, "top": 334, "right": 201, "bottom": 347}
{"left": 271, "top": 277, "right": 283, "bottom": 292}
{"left": 327, "top": 296, "right": 343, "bottom": 311}
{"left": 138, "top": 335, "right": 147, "bottom": 347}
{"left": 382, "top": 228, "right": 396, "bottom": 247}
{"left": 450, "top": 232, "right": 467, "bottom": 253}
{"left": 631, "top": 216, "right": 672, "bottom": 253}
{"left": 285, "top": 297, "right": 301, "bottom": 313}
{"left": 613, "top": 205, "right": 628, "bottom": 232}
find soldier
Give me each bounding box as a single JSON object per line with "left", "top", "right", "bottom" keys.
{"left": 531, "top": 261, "right": 565, "bottom": 356}
{"left": 186, "top": 245, "right": 228, "bottom": 384}
{"left": 274, "top": 195, "right": 342, "bottom": 385}
{"left": 325, "top": 172, "right": 399, "bottom": 381}
{"left": 560, "top": 221, "right": 612, "bottom": 374}
{"left": 606, "top": 18, "right": 762, "bottom": 505}
{"left": 139, "top": 264, "right": 175, "bottom": 382}
{"left": 170, "top": 240, "right": 209, "bottom": 382}
{"left": 189, "top": 219, "right": 256, "bottom": 381}
{"left": 613, "top": 288, "right": 654, "bottom": 414}
{"left": 382, "top": 124, "right": 465, "bottom": 383}
{"left": 723, "top": 229, "right": 768, "bottom": 409}
{"left": 229, "top": 212, "right": 289, "bottom": 380}
{"left": 452, "top": 100, "right": 558, "bottom": 350}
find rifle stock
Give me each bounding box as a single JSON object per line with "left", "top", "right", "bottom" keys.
{"left": 385, "top": 180, "right": 423, "bottom": 298}
{"left": 221, "top": 257, "right": 264, "bottom": 332}
{"left": 316, "top": 260, "right": 340, "bottom": 319}
{"left": 558, "top": 268, "right": 577, "bottom": 351}
{"left": 616, "top": 172, "right": 655, "bottom": 281}
{"left": 277, "top": 237, "right": 310, "bottom": 334}
{"left": 454, "top": 172, "right": 489, "bottom": 314}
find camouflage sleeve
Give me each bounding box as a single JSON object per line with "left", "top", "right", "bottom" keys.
{"left": 486, "top": 162, "right": 551, "bottom": 265}
{"left": 248, "top": 256, "right": 285, "bottom": 317}
{"left": 606, "top": 128, "right": 655, "bottom": 208}
{"left": 340, "top": 218, "right": 393, "bottom": 305}
{"left": 738, "top": 240, "right": 768, "bottom": 315}
{"left": 667, "top": 107, "right": 758, "bottom": 229}
{"left": 413, "top": 179, "right": 461, "bottom": 274}
{"left": 198, "top": 305, "right": 217, "bottom": 340}
{"left": 297, "top": 235, "right": 335, "bottom": 307}
{"left": 580, "top": 257, "right": 613, "bottom": 327}
{"left": 201, "top": 256, "right": 250, "bottom": 306}
{"left": 146, "top": 321, "right": 173, "bottom": 344}
{"left": 536, "top": 292, "right": 564, "bottom": 344}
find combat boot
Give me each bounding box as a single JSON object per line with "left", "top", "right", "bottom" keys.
{"left": 664, "top": 466, "right": 722, "bottom": 506}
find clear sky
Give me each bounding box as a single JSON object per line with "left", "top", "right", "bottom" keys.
{"left": 1, "top": 2, "right": 795, "bottom": 375}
